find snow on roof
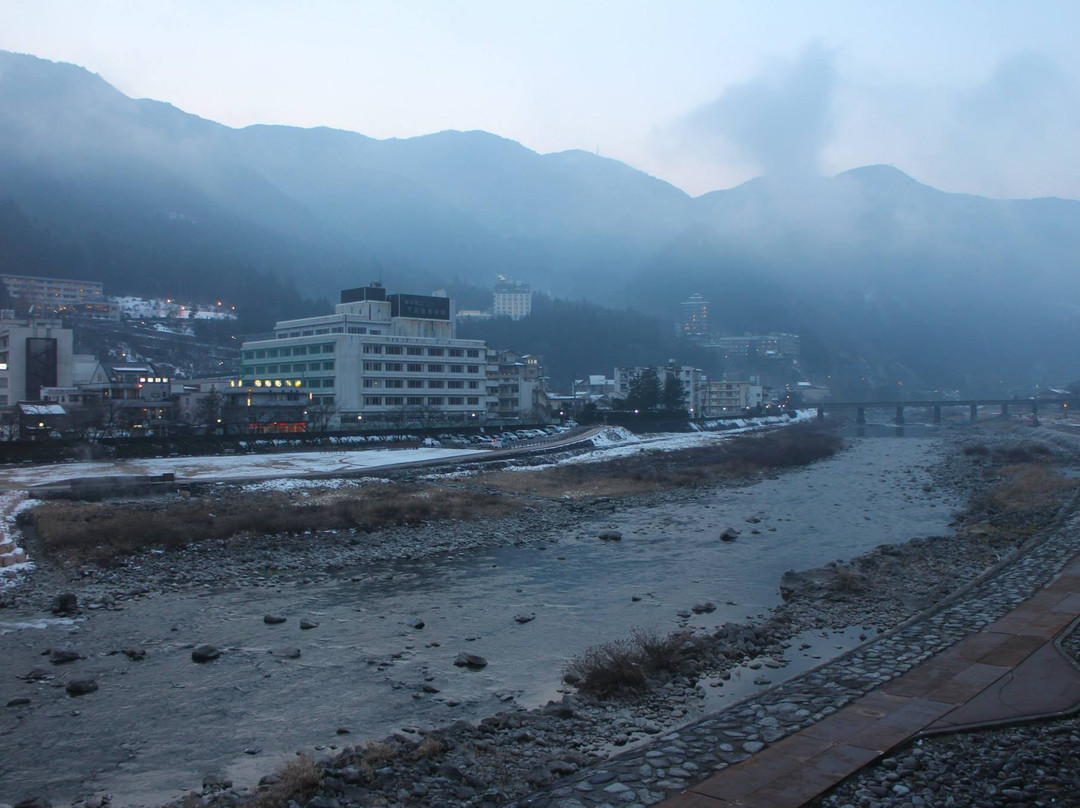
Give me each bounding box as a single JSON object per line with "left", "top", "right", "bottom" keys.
{"left": 18, "top": 403, "right": 67, "bottom": 415}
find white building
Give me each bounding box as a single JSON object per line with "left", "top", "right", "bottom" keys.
{"left": 703, "top": 380, "right": 764, "bottom": 416}
{"left": 614, "top": 363, "right": 707, "bottom": 415}
{"left": 493, "top": 276, "right": 532, "bottom": 320}
{"left": 0, "top": 315, "right": 74, "bottom": 407}
{"left": 238, "top": 284, "right": 490, "bottom": 430}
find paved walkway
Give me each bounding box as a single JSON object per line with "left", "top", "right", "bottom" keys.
{"left": 663, "top": 556, "right": 1080, "bottom": 808}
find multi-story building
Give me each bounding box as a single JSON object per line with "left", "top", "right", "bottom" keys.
{"left": 493, "top": 276, "right": 532, "bottom": 320}
{"left": 237, "top": 284, "right": 490, "bottom": 431}
{"left": 703, "top": 380, "right": 764, "bottom": 416}
{"left": 614, "top": 363, "right": 707, "bottom": 415}
{"left": 1, "top": 274, "right": 104, "bottom": 310}
{"left": 679, "top": 293, "right": 711, "bottom": 339}
{"left": 486, "top": 350, "right": 549, "bottom": 423}
{"left": 0, "top": 315, "right": 74, "bottom": 407}
{"left": 706, "top": 333, "right": 801, "bottom": 361}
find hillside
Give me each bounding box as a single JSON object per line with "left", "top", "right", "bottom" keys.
{"left": 2, "top": 50, "right": 1079, "bottom": 389}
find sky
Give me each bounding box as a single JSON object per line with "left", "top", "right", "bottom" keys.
{"left": 1, "top": 0, "right": 1078, "bottom": 199}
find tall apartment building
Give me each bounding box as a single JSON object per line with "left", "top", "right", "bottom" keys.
{"left": 0, "top": 316, "right": 74, "bottom": 407}
{"left": 486, "top": 350, "right": 549, "bottom": 423}
{"left": 238, "top": 284, "right": 490, "bottom": 431}
{"left": 707, "top": 333, "right": 801, "bottom": 361}
{"left": 493, "top": 276, "right": 532, "bottom": 320}
{"left": 679, "top": 293, "right": 711, "bottom": 338}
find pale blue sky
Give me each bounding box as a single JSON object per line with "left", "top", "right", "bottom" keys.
{"left": 1, "top": 0, "right": 1077, "bottom": 198}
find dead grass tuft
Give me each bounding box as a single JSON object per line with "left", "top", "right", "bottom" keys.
{"left": 246, "top": 753, "right": 321, "bottom": 808}
{"left": 563, "top": 626, "right": 691, "bottom": 697}
{"left": 361, "top": 740, "right": 400, "bottom": 764}
{"left": 411, "top": 735, "right": 444, "bottom": 760}
{"left": 987, "top": 463, "right": 1078, "bottom": 514}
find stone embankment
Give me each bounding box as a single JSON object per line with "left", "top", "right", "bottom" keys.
{"left": 0, "top": 491, "right": 28, "bottom": 567}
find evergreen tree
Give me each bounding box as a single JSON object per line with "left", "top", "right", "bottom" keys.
{"left": 627, "top": 367, "right": 661, "bottom": 411}
{"left": 662, "top": 373, "right": 687, "bottom": 411}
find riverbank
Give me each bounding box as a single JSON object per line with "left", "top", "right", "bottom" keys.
{"left": 1, "top": 422, "right": 1074, "bottom": 806}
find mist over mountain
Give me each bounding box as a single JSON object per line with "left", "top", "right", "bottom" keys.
{"left": 1, "top": 50, "right": 1077, "bottom": 390}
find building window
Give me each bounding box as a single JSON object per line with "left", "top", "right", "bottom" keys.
{"left": 363, "top": 379, "right": 379, "bottom": 388}
{"left": 448, "top": 380, "right": 464, "bottom": 389}
{"left": 407, "top": 379, "right": 424, "bottom": 389}
{"left": 385, "top": 346, "right": 403, "bottom": 355}
{"left": 449, "top": 348, "right": 464, "bottom": 357}
{"left": 427, "top": 364, "right": 444, "bottom": 373}
{"left": 293, "top": 347, "right": 307, "bottom": 355}
{"left": 385, "top": 362, "right": 403, "bottom": 371}
{"left": 467, "top": 349, "right": 480, "bottom": 358}
{"left": 449, "top": 364, "right": 463, "bottom": 373}
{"left": 448, "top": 396, "right": 464, "bottom": 405}
{"left": 322, "top": 344, "right": 334, "bottom": 354}
{"left": 385, "top": 396, "right": 404, "bottom": 406}
{"left": 407, "top": 363, "right": 423, "bottom": 372}
{"left": 364, "top": 396, "right": 383, "bottom": 406}
{"left": 427, "top": 348, "right": 445, "bottom": 357}
{"left": 407, "top": 347, "right": 423, "bottom": 356}
{"left": 364, "top": 362, "right": 382, "bottom": 371}
{"left": 468, "top": 381, "right": 479, "bottom": 389}
{"left": 428, "top": 380, "right": 444, "bottom": 389}
{"left": 428, "top": 397, "right": 444, "bottom": 405}
{"left": 467, "top": 396, "right": 479, "bottom": 405}
{"left": 347, "top": 327, "right": 366, "bottom": 334}
{"left": 363, "top": 344, "right": 382, "bottom": 354}
{"left": 386, "top": 379, "right": 403, "bottom": 388}
{"left": 407, "top": 396, "right": 424, "bottom": 406}
{"left": 467, "top": 365, "right": 479, "bottom": 373}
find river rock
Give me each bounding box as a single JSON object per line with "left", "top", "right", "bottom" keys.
{"left": 50, "top": 593, "right": 78, "bottom": 614}
{"left": 299, "top": 619, "right": 319, "bottom": 630}
{"left": 271, "top": 647, "right": 301, "bottom": 659}
{"left": 691, "top": 602, "right": 716, "bottom": 614}
{"left": 598, "top": 530, "right": 623, "bottom": 541}
{"left": 514, "top": 613, "right": 535, "bottom": 624}
{"left": 7, "top": 697, "right": 31, "bottom": 706}
{"left": 263, "top": 614, "right": 287, "bottom": 624}
{"left": 191, "top": 644, "right": 221, "bottom": 663}
{"left": 49, "top": 649, "right": 82, "bottom": 665}
{"left": 454, "top": 652, "right": 488, "bottom": 669}
{"left": 407, "top": 617, "right": 425, "bottom": 629}
{"left": 66, "top": 678, "right": 98, "bottom": 696}
{"left": 720, "top": 527, "right": 740, "bottom": 541}
{"left": 122, "top": 647, "right": 146, "bottom": 661}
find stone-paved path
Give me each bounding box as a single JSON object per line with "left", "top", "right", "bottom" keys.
{"left": 514, "top": 495, "right": 1080, "bottom": 808}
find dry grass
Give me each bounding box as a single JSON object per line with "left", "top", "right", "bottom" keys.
{"left": 483, "top": 424, "right": 843, "bottom": 499}
{"left": 562, "top": 626, "right": 691, "bottom": 697}
{"left": 987, "top": 463, "right": 1078, "bottom": 514}
{"left": 410, "top": 735, "right": 444, "bottom": 760}
{"left": 245, "top": 753, "right": 321, "bottom": 808}
{"left": 361, "top": 740, "right": 400, "bottom": 763}
{"left": 24, "top": 483, "right": 521, "bottom": 565}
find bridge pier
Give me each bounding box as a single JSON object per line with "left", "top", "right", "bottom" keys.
{"left": 856, "top": 407, "right": 865, "bottom": 425}
{"left": 895, "top": 406, "right": 905, "bottom": 425}
{"left": 933, "top": 404, "right": 942, "bottom": 424}
{"left": 970, "top": 404, "right": 978, "bottom": 422}
{"left": 817, "top": 406, "right": 825, "bottom": 421}
{"left": 1001, "top": 403, "right": 1009, "bottom": 417}
{"left": 1031, "top": 402, "right": 1039, "bottom": 416}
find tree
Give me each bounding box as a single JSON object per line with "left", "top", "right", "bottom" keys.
{"left": 662, "top": 373, "right": 687, "bottom": 411}
{"left": 306, "top": 400, "right": 339, "bottom": 432}
{"left": 195, "top": 388, "right": 223, "bottom": 433}
{"left": 627, "top": 368, "right": 661, "bottom": 411}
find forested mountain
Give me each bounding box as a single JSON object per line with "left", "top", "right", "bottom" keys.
{"left": 2, "top": 49, "right": 1079, "bottom": 389}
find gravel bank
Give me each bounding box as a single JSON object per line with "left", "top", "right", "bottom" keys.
{"left": 3, "top": 422, "right": 1077, "bottom": 808}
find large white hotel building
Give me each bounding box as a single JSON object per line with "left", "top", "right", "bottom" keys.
{"left": 238, "top": 284, "right": 490, "bottom": 430}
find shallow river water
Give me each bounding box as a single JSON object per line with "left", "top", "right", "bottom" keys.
{"left": 0, "top": 436, "right": 960, "bottom": 805}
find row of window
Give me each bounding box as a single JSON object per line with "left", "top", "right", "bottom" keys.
{"left": 361, "top": 362, "right": 480, "bottom": 374}
{"left": 276, "top": 327, "right": 384, "bottom": 338}
{"left": 244, "top": 344, "right": 335, "bottom": 360}
{"left": 363, "top": 379, "right": 480, "bottom": 390}
{"left": 242, "top": 378, "right": 335, "bottom": 388}
{"left": 362, "top": 396, "right": 481, "bottom": 407}
{"left": 242, "top": 361, "right": 334, "bottom": 375}
{"left": 362, "top": 344, "right": 480, "bottom": 358}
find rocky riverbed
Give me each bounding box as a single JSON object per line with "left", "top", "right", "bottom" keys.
{"left": 2, "top": 421, "right": 1078, "bottom": 808}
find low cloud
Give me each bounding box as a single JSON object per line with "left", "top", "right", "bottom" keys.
{"left": 677, "top": 43, "right": 837, "bottom": 180}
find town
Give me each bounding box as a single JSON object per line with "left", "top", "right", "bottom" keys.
{"left": 0, "top": 272, "right": 797, "bottom": 439}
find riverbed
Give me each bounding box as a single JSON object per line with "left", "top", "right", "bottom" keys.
{"left": 0, "top": 436, "right": 960, "bottom": 805}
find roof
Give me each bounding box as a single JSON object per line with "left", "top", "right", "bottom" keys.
{"left": 18, "top": 403, "right": 67, "bottom": 416}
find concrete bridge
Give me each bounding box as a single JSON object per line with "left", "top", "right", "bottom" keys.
{"left": 814, "top": 397, "right": 1080, "bottom": 425}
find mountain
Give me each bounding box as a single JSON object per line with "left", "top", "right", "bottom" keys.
{"left": 1, "top": 49, "right": 1079, "bottom": 390}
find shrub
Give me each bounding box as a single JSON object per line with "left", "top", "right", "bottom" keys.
{"left": 247, "top": 753, "right": 321, "bottom": 808}
{"left": 563, "top": 626, "right": 694, "bottom": 697}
